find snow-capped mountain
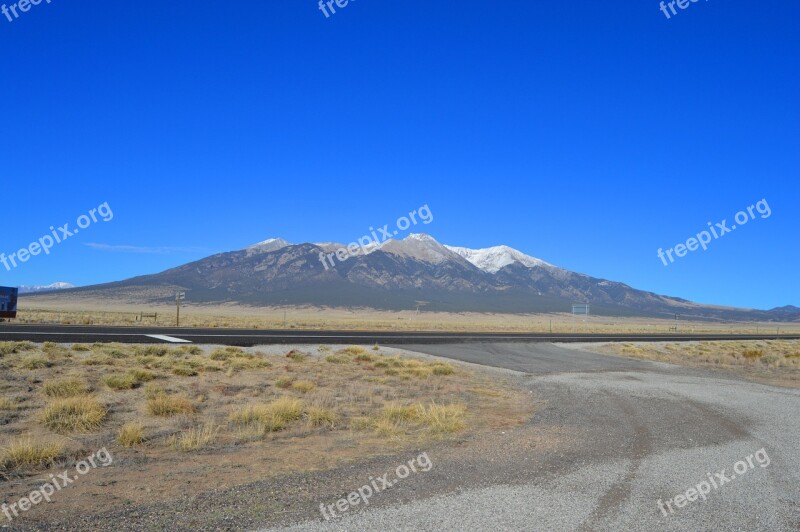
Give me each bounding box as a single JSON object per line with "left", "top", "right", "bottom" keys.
{"left": 245, "top": 238, "right": 292, "bottom": 255}
{"left": 25, "top": 234, "right": 797, "bottom": 321}
{"left": 18, "top": 283, "right": 75, "bottom": 294}
{"left": 445, "top": 244, "right": 555, "bottom": 273}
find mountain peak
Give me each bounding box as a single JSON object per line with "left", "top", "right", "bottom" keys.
{"left": 445, "top": 244, "right": 554, "bottom": 273}
{"left": 769, "top": 305, "right": 800, "bottom": 312}
{"left": 246, "top": 238, "right": 292, "bottom": 253}
{"left": 405, "top": 233, "right": 439, "bottom": 243}
{"left": 379, "top": 233, "right": 463, "bottom": 265}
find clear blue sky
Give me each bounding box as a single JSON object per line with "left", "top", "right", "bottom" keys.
{"left": 1, "top": 1, "right": 798, "bottom": 310}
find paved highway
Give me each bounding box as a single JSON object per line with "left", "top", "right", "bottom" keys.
{"left": 0, "top": 324, "right": 796, "bottom": 345}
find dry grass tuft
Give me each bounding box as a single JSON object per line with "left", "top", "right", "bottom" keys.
{"left": 40, "top": 397, "right": 107, "bottom": 433}
{"left": 742, "top": 349, "right": 764, "bottom": 359}
{"left": 104, "top": 373, "right": 140, "bottom": 390}
{"left": 285, "top": 350, "right": 307, "bottom": 361}
{"left": 209, "top": 348, "right": 232, "bottom": 361}
{"left": 230, "top": 397, "right": 304, "bottom": 433}
{"left": 275, "top": 377, "right": 294, "bottom": 389}
{"left": 355, "top": 402, "right": 467, "bottom": 436}
{"left": 0, "top": 397, "right": 17, "bottom": 410}
{"left": 143, "top": 383, "right": 166, "bottom": 399}
{"left": 42, "top": 377, "right": 91, "bottom": 398}
{"left": 168, "top": 423, "right": 220, "bottom": 452}
{"left": 305, "top": 405, "right": 338, "bottom": 428}
{"left": 82, "top": 354, "right": 115, "bottom": 366}
{"left": 173, "top": 364, "right": 199, "bottom": 377}
{"left": 380, "top": 403, "right": 419, "bottom": 422}
{"left": 405, "top": 366, "right": 433, "bottom": 379}
{"left": 118, "top": 422, "right": 146, "bottom": 447}
{"left": 135, "top": 345, "right": 171, "bottom": 357}
{"left": 179, "top": 345, "right": 203, "bottom": 356}
{"left": 414, "top": 403, "right": 467, "bottom": 434}
{"left": 147, "top": 395, "right": 196, "bottom": 417}
{"left": 372, "top": 417, "right": 405, "bottom": 437}
{"left": 338, "top": 346, "right": 367, "bottom": 356}
{"left": 0, "top": 341, "right": 35, "bottom": 356}
{"left": 20, "top": 355, "right": 52, "bottom": 370}
{"left": 128, "top": 369, "right": 155, "bottom": 382}
{"left": 431, "top": 363, "right": 455, "bottom": 375}
{"left": 0, "top": 437, "right": 65, "bottom": 471}
{"left": 292, "top": 380, "right": 316, "bottom": 393}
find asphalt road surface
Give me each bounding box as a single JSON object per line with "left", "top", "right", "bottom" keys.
{"left": 394, "top": 342, "right": 655, "bottom": 373}
{"left": 0, "top": 324, "right": 796, "bottom": 345}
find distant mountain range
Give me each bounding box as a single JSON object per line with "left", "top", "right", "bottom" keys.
{"left": 18, "top": 283, "right": 75, "bottom": 294}
{"left": 21, "top": 235, "right": 798, "bottom": 321}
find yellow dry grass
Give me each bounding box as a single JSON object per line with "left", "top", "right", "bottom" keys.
{"left": 230, "top": 397, "right": 304, "bottom": 433}
{"left": 0, "top": 338, "right": 531, "bottom": 506}
{"left": 354, "top": 402, "right": 467, "bottom": 436}
{"left": 42, "top": 377, "right": 91, "bottom": 398}
{"left": 599, "top": 340, "right": 800, "bottom": 388}
{"left": 168, "top": 424, "right": 220, "bottom": 452}
{"left": 39, "top": 397, "right": 107, "bottom": 433}
{"left": 292, "top": 380, "right": 316, "bottom": 393}
{"left": 0, "top": 437, "right": 65, "bottom": 472}
{"left": 147, "top": 395, "right": 196, "bottom": 417}
{"left": 118, "top": 422, "right": 146, "bottom": 447}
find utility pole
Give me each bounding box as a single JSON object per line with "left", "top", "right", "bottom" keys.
{"left": 175, "top": 291, "right": 185, "bottom": 327}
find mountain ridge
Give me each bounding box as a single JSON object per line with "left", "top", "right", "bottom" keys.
{"left": 18, "top": 283, "right": 75, "bottom": 294}
{"left": 20, "top": 234, "right": 798, "bottom": 321}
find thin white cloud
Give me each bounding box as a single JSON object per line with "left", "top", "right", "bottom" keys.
{"left": 84, "top": 243, "right": 209, "bottom": 254}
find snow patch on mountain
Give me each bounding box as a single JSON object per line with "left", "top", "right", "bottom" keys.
{"left": 445, "top": 244, "right": 554, "bottom": 273}
{"left": 18, "top": 283, "right": 75, "bottom": 294}
{"left": 246, "top": 238, "right": 292, "bottom": 254}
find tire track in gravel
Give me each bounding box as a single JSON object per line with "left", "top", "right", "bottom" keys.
{"left": 578, "top": 393, "right": 654, "bottom": 529}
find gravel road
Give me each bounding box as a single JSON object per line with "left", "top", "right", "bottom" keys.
{"left": 269, "top": 343, "right": 800, "bottom": 532}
